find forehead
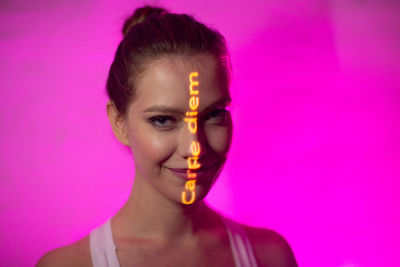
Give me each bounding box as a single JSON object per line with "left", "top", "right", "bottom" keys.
{"left": 131, "top": 54, "right": 229, "bottom": 111}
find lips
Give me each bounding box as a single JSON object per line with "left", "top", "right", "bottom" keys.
{"left": 166, "top": 163, "right": 216, "bottom": 180}
{"left": 167, "top": 167, "right": 210, "bottom": 173}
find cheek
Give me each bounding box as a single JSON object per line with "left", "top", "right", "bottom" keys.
{"left": 205, "top": 124, "right": 233, "bottom": 156}
{"left": 128, "top": 125, "right": 176, "bottom": 166}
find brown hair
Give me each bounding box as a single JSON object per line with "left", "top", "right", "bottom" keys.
{"left": 106, "top": 5, "right": 231, "bottom": 116}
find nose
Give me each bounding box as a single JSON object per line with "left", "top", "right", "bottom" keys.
{"left": 178, "top": 121, "right": 206, "bottom": 160}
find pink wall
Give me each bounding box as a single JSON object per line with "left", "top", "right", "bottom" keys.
{"left": 1, "top": 0, "right": 399, "bottom": 266}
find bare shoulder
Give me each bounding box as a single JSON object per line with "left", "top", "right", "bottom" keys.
{"left": 36, "top": 236, "right": 92, "bottom": 267}
{"left": 243, "top": 225, "right": 298, "bottom": 267}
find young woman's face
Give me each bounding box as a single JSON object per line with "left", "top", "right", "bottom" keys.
{"left": 117, "top": 54, "right": 232, "bottom": 205}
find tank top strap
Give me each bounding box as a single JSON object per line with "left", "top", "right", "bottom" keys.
{"left": 221, "top": 216, "right": 259, "bottom": 267}
{"left": 89, "top": 219, "right": 121, "bottom": 267}
{"left": 89, "top": 216, "right": 258, "bottom": 267}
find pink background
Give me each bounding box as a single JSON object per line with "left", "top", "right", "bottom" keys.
{"left": 1, "top": 0, "right": 399, "bottom": 266}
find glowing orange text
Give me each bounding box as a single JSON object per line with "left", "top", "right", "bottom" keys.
{"left": 181, "top": 72, "right": 200, "bottom": 205}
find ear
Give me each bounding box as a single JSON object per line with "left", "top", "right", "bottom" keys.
{"left": 106, "top": 100, "right": 130, "bottom": 146}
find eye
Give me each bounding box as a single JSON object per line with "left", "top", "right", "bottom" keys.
{"left": 149, "top": 116, "right": 177, "bottom": 130}
{"left": 206, "top": 109, "right": 230, "bottom": 124}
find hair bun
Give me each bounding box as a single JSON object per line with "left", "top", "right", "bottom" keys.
{"left": 122, "top": 6, "right": 167, "bottom": 37}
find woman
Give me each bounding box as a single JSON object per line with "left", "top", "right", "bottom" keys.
{"left": 38, "top": 6, "right": 297, "bottom": 267}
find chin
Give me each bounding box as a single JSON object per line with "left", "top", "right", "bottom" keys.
{"left": 182, "top": 165, "right": 226, "bottom": 205}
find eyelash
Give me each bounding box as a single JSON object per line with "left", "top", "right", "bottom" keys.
{"left": 206, "top": 109, "right": 230, "bottom": 123}
{"left": 149, "top": 116, "right": 177, "bottom": 130}
{"left": 149, "top": 109, "right": 230, "bottom": 130}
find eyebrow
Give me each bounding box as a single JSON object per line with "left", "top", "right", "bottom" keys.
{"left": 201, "top": 96, "right": 232, "bottom": 113}
{"left": 210, "top": 96, "right": 232, "bottom": 107}
{"left": 143, "top": 96, "right": 232, "bottom": 115}
{"left": 143, "top": 106, "right": 185, "bottom": 115}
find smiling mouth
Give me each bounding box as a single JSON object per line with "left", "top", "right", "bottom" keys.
{"left": 167, "top": 166, "right": 211, "bottom": 173}
{"left": 166, "top": 160, "right": 220, "bottom": 173}
{"left": 165, "top": 160, "right": 224, "bottom": 182}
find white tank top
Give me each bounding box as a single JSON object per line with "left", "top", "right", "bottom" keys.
{"left": 89, "top": 217, "right": 258, "bottom": 267}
